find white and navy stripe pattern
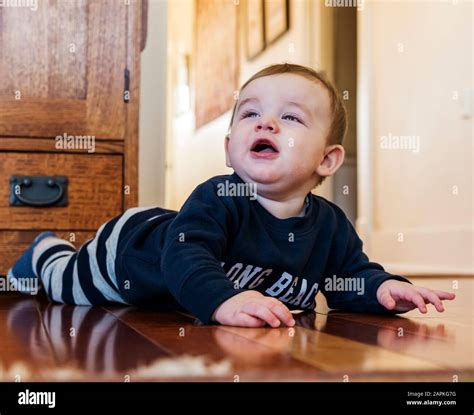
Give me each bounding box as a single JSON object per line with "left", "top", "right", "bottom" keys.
{"left": 32, "top": 207, "right": 165, "bottom": 306}
{"left": 7, "top": 299, "right": 166, "bottom": 376}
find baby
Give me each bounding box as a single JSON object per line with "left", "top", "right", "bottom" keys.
{"left": 8, "top": 63, "right": 455, "bottom": 328}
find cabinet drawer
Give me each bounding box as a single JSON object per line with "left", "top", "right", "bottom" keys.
{"left": 0, "top": 153, "right": 123, "bottom": 230}
{"left": 0, "top": 231, "right": 95, "bottom": 276}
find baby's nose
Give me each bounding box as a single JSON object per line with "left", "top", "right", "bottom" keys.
{"left": 255, "top": 117, "right": 278, "bottom": 132}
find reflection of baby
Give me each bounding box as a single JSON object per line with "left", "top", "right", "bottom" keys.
{"left": 6, "top": 301, "right": 162, "bottom": 376}
{"left": 212, "top": 311, "right": 321, "bottom": 366}
{"left": 213, "top": 327, "right": 293, "bottom": 365}
{"left": 375, "top": 319, "right": 449, "bottom": 351}
{"left": 9, "top": 63, "right": 455, "bottom": 328}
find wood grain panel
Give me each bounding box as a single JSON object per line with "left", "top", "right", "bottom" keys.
{"left": 0, "top": 0, "right": 87, "bottom": 99}
{"left": 48, "top": 0, "right": 88, "bottom": 99}
{"left": 0, "top": 0, "right": 128, "bottom": 139}
{"left": 0, "top": 99, "right": 87, "bottom": 137}
{"left": 124, "top": 0, "right": 141, "bottom": 209}
{"left": 86, "top": 0, "right": 127, "bottom": 138}
{"left": 0, "top": 152, "right": 123, "bottom": 230}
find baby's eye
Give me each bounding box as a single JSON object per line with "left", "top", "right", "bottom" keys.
{"left": 240, "top": 110, "right": 259, "bottom": 119}
{"left": 282, "top": 114, "right": 302, "bottom": 123}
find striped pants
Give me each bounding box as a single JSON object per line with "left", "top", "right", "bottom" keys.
{"left": 32, "top": 207, "right": 173, "bottom": 306}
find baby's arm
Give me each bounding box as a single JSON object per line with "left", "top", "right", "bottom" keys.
{"left": 320, "top": 204, "right": 415, "bottom": 314}
{"left": 161, "top": 181, "right": 295, "bottom": 327}
{"left": 376, "top": 280, "right": 455, "bottom": 313}
{"left": 321, "top": 222, "right": 409, "bottom": 313}
{"left": 323, "top": 205, "right": 455, "bottom": 314}
{"left": 161, "top": 181, "right": 244, "bottom": 324}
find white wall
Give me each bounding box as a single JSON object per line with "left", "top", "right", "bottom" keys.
{"left": 358, "top": 0, "right": 473, "bottom": 274}
{"left": 138, "top": 0, "right": 168, "bottom": 207}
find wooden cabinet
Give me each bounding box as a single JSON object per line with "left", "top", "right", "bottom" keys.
{"left": 0, "top": 153, "right": 123, "bottom": 229}
{"left": 0, "top": 0, "right": 144, "bottom": 276}
{"left": 0, "top": 0, "right": 129, "bottom": 139}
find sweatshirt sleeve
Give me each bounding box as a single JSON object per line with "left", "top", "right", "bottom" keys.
{"left": 160, "top": 180, "right": 245, "bottom": 324}
{"left": 321, "top": 207, "right": 412, "bottom": 314}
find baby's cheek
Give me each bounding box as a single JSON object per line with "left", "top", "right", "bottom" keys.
{"left": 287, "top": 162, "right": 309, "bottom": 177}
{"left": 288, "top": 147, "right": 317, "bottom": 167}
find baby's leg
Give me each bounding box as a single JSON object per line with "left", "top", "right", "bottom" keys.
{"left": 32, "top": 232, "right": 128, "bottom": 306}
{"left": 32, "top": 236, "right": 83, "bottom": 304}
{"left": 9, "top": 206, "right": 164, "bottom": 305}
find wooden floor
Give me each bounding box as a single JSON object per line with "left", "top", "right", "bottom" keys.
{"left": 0, "top": 277, "right": 472, "bottom": 381}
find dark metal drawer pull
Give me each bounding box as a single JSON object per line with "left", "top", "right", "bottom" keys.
{"left": 10, "top": 176, "right": 68, "bottom": 207}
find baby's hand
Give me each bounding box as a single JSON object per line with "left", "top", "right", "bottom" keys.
{"left": 212, "top": 290, "right": 296, "bottom": 328}
{"left": 377, "top": 280, "right": 455, "bottom": 313}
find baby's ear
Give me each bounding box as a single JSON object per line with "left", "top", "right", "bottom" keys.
{"left": 316, "top": 144, "right": 345, "bottom": 178}
{"left": 224, "top": 134, "right": 232, "bottom": 167}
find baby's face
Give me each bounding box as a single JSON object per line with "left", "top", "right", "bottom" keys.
{"left": 226, "top": 73, "right": 334, "bottom": 197}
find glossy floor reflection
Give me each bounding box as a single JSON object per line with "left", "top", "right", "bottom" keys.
{"left": 0, "top": 278, "right": 472, "bottom": 381}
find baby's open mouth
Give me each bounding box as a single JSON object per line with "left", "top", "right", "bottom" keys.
{"left": 250, "top": 139, "right": 279, "bottom": 154}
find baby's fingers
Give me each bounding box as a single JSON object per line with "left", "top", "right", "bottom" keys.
{"left": 269, "top": 304, "right": 295, "bottom": 327}
{"left": 243, "top": 302, "right": 281, "bottom": 327}
{"left": 417, "top": 288, "right": 445, "bottom": 312}
{"left": 378, "top": 288, "right": 396, "bottom": 310}
{"left": 405, "top": 291, "right": 427, "bottom": 313}
{"left": 433, "top": 290, "right": 456, "bottom": 300}
{"left": 235, "top": 312, "right": 266, "bottom": 328}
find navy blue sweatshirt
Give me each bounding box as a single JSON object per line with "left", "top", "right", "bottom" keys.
{"left": 116, "top": 173, "right": 410, "bottom": 324}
